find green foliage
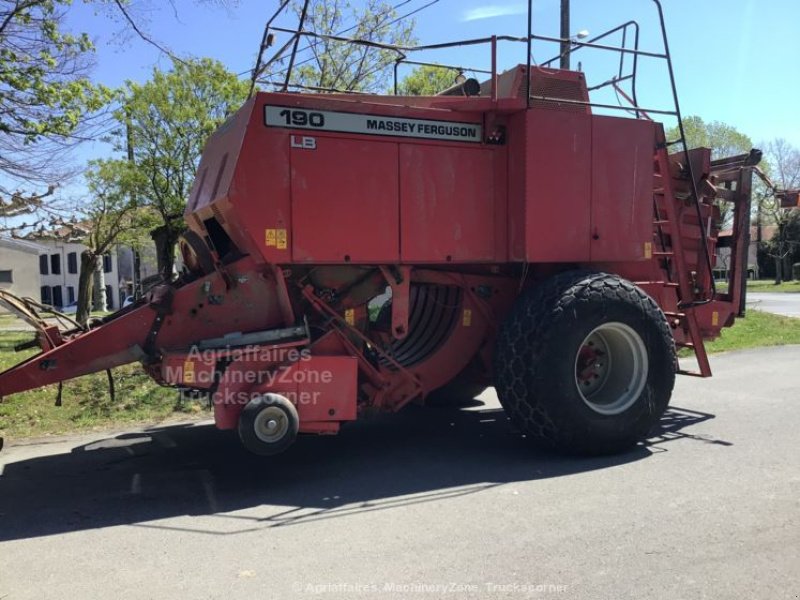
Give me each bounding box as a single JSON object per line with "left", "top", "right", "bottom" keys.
{"left": 398, "top": 65, "right": 459, "bottom": 96}
{"left": 116, "top": 57, "right": 248, "bottom": 221}
{"left": 0, "top": 0, "right": 111, "bottom": 198}
{"left": 668, "top": 116, "right": 753, "bottom": 161}
{"left": 287, "top": 0, "right": 416, "bottom": 93}
{"left": 112, "top": 58, "right": 249, "bottom": 275}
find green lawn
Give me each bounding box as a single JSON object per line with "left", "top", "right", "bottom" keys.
{"left": 700, "top": 309, "right": 800, "bottom": 354}
{"left": 716, "top": 279, "right": 800, "bottom": 294}
{"left": 0, "top": 331, "right": 208, "bottom": 440}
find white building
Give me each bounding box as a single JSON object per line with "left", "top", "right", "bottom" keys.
{"left": 36, "top": 240, "right": 124, "bottom": 310}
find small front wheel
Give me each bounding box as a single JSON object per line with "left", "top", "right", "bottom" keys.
{"left": 238, "top": 394, "right": 299, "bottom": 456}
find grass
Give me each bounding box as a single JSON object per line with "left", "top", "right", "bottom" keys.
{"left": 0, "top": 331, "right": 209, "bottom": 440}
{"left": 716, "top": 279, "right": 800, "bottom": 294}
{"left": 690, "top": 309, "right": 800, "bottom": 355}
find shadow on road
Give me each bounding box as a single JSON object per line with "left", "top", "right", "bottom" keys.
{"left": 0, "top": 403, "right": 721, "bottom": 541}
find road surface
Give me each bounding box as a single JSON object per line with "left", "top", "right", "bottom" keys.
{"left": 747, "top": 292, "right": 800, "bottom": 318}
{"left": 1, "top": 346, "right": 798, "bottom": 599}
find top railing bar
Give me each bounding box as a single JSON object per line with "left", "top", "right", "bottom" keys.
{"left": 267, "top": 27, "right": 668, "bottom": 60}
{"left": 541, "top": 20, "right": 641, "bottom": 67}
{"left": 531, "top": 33, "right": 666, "bottom": 60}
{"left": 394, "top": 58, "right": 493, "bottom": 75}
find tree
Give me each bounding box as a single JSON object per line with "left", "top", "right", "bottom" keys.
{"left": 758, "top": 139, "right": 800, "bottom": 283}
{"left": 674, "top": 116, "right": 754, "bottom": 161}
{"left": 0, "top": 0, "right": 110, "bottom": 217}
{"left": 74, "top": 160, "right": 144, "bottom": 324}
{"left": 115, "top": 58, "right": 249, "bottom": 279}
{"left": 265, "top": 0, "right": 416, "bottom": 93}
{"left": 398, "top": 65, "right": 459, "bottom": 95}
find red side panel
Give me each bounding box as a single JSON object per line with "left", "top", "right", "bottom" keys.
{"left": 590, "top": 116, "right": 655, "bottom": 261}
{"left": 233, "top": 102, "right": 294, "bottom": 263}
{"left": 400, "top": 144, "right": 496, "bottom": 262}
{"left": 524, "top": 108, "right": 592, "bottom": 262}
{"left": 291, "top": 137, "right": 400, "bottom": 263}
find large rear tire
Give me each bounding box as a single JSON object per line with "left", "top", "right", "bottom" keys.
{"left": 494, "top": 271, "right": 676, "bottom": 454}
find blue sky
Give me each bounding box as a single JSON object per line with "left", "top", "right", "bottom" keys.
{"left": 64, "top": 0, "right": 798, "bottom": 166}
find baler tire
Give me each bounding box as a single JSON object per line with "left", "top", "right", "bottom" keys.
{"left": 238, "top": 393, "right": 299, "bottom": 456}
{"left": 493, "top": 271, "right": 676, "bottom": 455}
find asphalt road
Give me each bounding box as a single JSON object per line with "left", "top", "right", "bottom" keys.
{"left": 1, "top": 346, "right": 799, "bottom": 600}
{"left": 747, "top": 292, "right": 800, "bottom": 318}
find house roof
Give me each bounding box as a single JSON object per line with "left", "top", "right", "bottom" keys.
{"left": 0, "top": 236, "right": 46, "bottom": 255}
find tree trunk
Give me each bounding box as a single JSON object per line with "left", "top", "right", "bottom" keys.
{"left": 774, "top": 253, "right": 784, "bottom": 284}
{"left": 151, "top": 224, "right": 180, "bottom": 282}
{"left": 77, "top": 251, "right": 98, "bottom": 326}
{"left": 92, "top": 260, "right": 107, "bottom": 312}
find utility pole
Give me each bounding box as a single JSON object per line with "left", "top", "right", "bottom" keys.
{"left": 126, "top": 115, "right": 142, "bottom": 299}
{"left": 560, "top": 0, "right": 570, "bottom": 70}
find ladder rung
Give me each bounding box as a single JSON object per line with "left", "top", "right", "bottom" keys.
{"left": 652, "top": 251, "right": 674, "bottom": 257}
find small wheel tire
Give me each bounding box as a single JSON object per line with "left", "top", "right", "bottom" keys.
{"left": 238, "top": 393, "right": 299, "bottom": 456}
{"left": 494, "top": 271, "right": 676, "bottom": 455}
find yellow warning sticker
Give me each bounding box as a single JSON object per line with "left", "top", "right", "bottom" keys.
{"left": 344, "top": 308, "right": 355, "bottom": 326}
{"left": 462, "top": 309, "right": 472, "bottom": 327}
{"left": 265, "top": 229, "right": 276, "bottom": 247}
{"left": 276, "top": 228, "right": 287, "bottom": 250}
{"left": 712, "top": 311, "right": 719, "bottom": 327}
{"left": 644, "top": 242, "right": 653, "bottom": 259}
{"left": 183, "top": 360, "right": 195, "bottom": 384}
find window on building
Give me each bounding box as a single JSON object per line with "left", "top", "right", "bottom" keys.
{"left": 52, "top": 286, "right": 63, "bottom": 308}
{"left": 41, "top": 286, "right": 52, "bottom": 305}
{"left": 103, "top": 253, "right": 112, "bottom": 273}
{"left": 39, "top": 255, "right": 49, "bottom": 275}
{"left": 50, "top": 253, "right": 61, "bottom": 275}
{"left": 0, "top": 270, "right": 12, "bottom": 283}
{"left": 67, "top": 252, "right": 78, "bottom": 274}
{"left": 105, "top": 285, "right": 113, "bottom": 309}
{"left": 67, "top": 286, "right": 75, "bottom": 304}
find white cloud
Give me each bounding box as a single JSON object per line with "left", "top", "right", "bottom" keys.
{"left": 462, "top": 3, "right": 529, "bottom": 22}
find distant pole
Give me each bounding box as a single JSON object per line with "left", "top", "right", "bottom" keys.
{"left": 560, "top": 0, "right": 570, "bottom": 70}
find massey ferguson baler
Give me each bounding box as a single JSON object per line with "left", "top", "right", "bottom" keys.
{"left": 0, "top": 3, "right": 767, "bottom": 455}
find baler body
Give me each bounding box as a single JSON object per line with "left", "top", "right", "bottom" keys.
{"left": 0, "top": 62, "right": 757, "bottom": 454}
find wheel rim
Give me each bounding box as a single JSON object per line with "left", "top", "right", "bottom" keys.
{"left": 252, "top": 405, "right": 290, "bottom": 444}
{"left": 574, "top": 322, "right": 648, "bottom": 415}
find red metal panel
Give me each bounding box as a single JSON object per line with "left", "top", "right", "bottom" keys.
{"left": 261, "top": 356, "right": 358, "bottom": 422}
{"left": 292, "top": 137, "right": 400, "bottom": 263}
{"left": 400, "top": 144, "right": 496, "bottom": 262}
{"left": 524, "top": 109, "right": 592, "bottom": 262}
{"left": 590, "top": 116, "right": 655, "bottom": 262}
{"left": 228, "top": 99, "right": 294, "bottom": 263}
